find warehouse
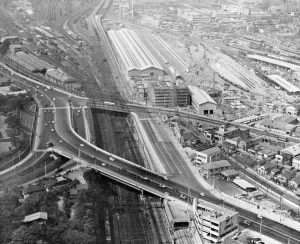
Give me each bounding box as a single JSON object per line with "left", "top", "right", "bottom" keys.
{"left": 267, "top": 74, "right": 300, "bottom": 95}
{"left": 4, "top": 50, "right": 76, "bottom": 87}
{"left": 188, "top": 86, "right": 217, "bottom": 115}
{"left": 108, "top": 28, "right": 164, "bottom": 79}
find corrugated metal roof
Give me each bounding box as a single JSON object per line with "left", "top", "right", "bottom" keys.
{"left": 248, "top": 54, "right": 300, "bottom": 71}
{"left": 267, "top": 74, "right": 300, "bottom": 93}
{"left": 107, "top": 28, "right": 163, "bottom": 72}
{"left": 188, "top": 86, "right": 216, "bottom": 105}
{"left": 260, "top": 118, "right": 297, "bottom": 132}
{"left": 199, "top": 146, "right": 221, "bottom": 155}
{"left": 233, "top": 178, "right": 256, "bottom": 190}
{"left": 221, "top": 169, "right": 238, "bottom": 177}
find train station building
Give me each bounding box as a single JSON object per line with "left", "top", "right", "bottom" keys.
{"left": 107, "top": 28, "right": 164, "bottom": 79}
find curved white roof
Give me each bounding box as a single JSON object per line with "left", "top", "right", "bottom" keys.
{"left": 188, "top": 86, "right": 216, "bottom": 105}
{"left": 108, "top": 29, "right": 163, "bottom": 72}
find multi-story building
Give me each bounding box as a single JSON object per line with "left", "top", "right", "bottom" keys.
{"left": 194, "top": 146, "right": 222, "bottom": 164}
{"left": 149, "top": 82, "right": 190, "bottom": 108}
{"left": 214, "top": 124, "right": 250, "bottom": 144}
{"left": 193, "top": 199, "right": 239, "bottom": 243}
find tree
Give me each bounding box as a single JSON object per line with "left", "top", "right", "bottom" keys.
{"left": 8, "top": 223, "right": 42, "bottom": 244}
{"left": 62, "top": 229, "right": 96, "bottom": 244}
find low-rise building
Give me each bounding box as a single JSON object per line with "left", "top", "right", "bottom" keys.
{"left": 233, "top": 178, "right": 256, "bottom": 192}
{"left": 259, "top": 118, "right": 297, "bottom": 136}
{"left": 278, "top": 169, "right": 297, "bottom": 184}
{"left": 220, "top": 169, "right": 239, "bottom": 181}
{"left": 214, "top": 124, "right": 250, "bottom": 144}
{"left": 257, "top": 161, "right": 278, "bottom": 176}
{"left": 286, "top": 104, "right": 300, "bottom": 116}
{"left": 194, "top": 146, "right": 222, "bottom": 164}
{"left": 188, "top": 86, "right": 217, "bottom": 115}
{"left": 289, "top": 174, "right": 300, "bottom": 190}
{"left": 193, "top": 199, "right": 239, "bottom": 243}
{"left": 292, "top": 155, "right": 300, "bottom": 170}
{"left": 200, "top": 160, "right": 231, "bottom": 179}
{"left": 173, "top": 123, "right": 196, "bottom": 147}
{"left": 22, "top": 212, "right": 48, "bottom": 224}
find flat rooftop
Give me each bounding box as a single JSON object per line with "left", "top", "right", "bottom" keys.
{"left": 195, "top": 200, "right": 237, "bottom": 222}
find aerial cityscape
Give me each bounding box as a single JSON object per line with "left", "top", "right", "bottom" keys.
{"left": 0, "top": 0, "right": 300, "bottom": 243}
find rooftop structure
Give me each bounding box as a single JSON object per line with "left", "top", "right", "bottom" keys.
{"left": 108, "top": 28, "right": 164, "bottom": 78}
{"left": 22, "top": 212, "right": 48, "bottom": 223}
{"left": 46, "top": 69, "right": 73, "bottom": 84}
{"left": 233, "top": 178, "right": 256, "bottom": 192}
{"left": 267, "top": 74, "right": 300, "bottom": 94}
{"left": 164, "top": 200, "right": 191, "bottom": 230}
{"left": 201, "top": 160, "right": 231, "bottom": 170}
{"left": 193, "top": 199, "right": 239, "bottom": 243}
{"left": 247, "top": 54, "right": 300, "bottom": 71}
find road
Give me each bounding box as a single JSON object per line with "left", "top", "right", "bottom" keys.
{"left": 1, "top": 1, "right": 300, "bottom": 243}
{"left": 2, "top": 68, "right": 299, "bottom": 243}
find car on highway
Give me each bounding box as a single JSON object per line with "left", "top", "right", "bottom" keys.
{"left": 51, "top": 128, "right": 54, "bottom": 132}
{"left": 109, "top": 155, "right": 115, "bottom": 161}
{"left": 101, "top": 163, "right": 106, "bottom": 166}
{"left": 180, "top": 194, "right": 187, "bottom": 200}
{"left": 257, "top": 214, "right": 263, "bottom": 218}
{"left": 163, "top": 176, "right": 168, "bottom": 180}
{"left": 53, "top": 98, "right": 56, "bottom": 101}
{"left": 80, "top": 143, "right": 85, "bottom": 147}
{"left": 59, "top": 140, "right": 63, "bottom": 143}
{"left": 199, "top": 192, "right": 205, "bottom": 197}
{"left": 142, "top": 177, "right": 149, "bottom": 181}
{"left": 159, "top": 184, "right": 166, "bottom": 188}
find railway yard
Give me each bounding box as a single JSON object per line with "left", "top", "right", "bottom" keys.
{"left": 1, "top": 0, "right": 300, "bottom": 243}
